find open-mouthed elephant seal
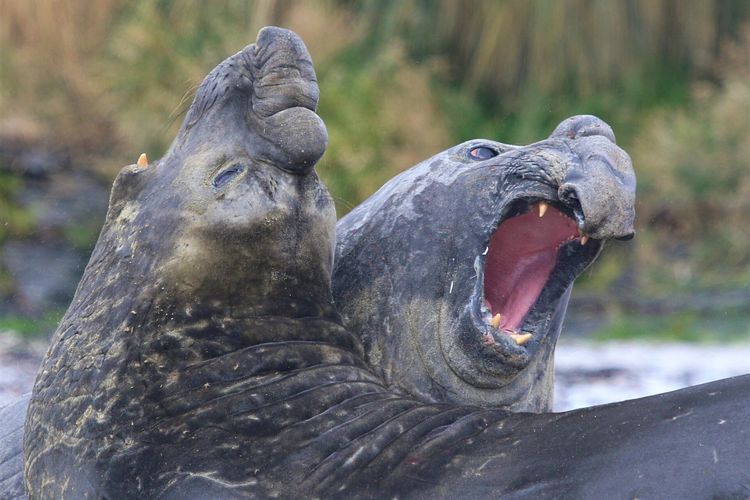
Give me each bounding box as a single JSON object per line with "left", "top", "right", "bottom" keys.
{"left": 333, "top": 114, "right": 636, "bottom": 411}
{"left": 13, "top": 27, "right": 750, "bottom": 499}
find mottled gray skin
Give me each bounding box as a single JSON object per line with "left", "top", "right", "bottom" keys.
{"left": 0, "top": 394, "right": 28, "bottom": 499}
{"left": 13, "top": 28, "right": 750, "bottom": 499}
{"left": 334, "top": 116, "right": 635, "bottom": 411}
{"left": 24, "top": 27, "right": 347, "bottom": 498}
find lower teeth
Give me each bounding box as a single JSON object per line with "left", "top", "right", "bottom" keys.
{"left": 485, "top": 313, "right": 534, "bottom": 346}
{"left": 508, "top": 332, "right": 533, "bottom": 345}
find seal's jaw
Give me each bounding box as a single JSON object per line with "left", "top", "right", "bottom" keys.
{"left": 430, "top": 123, "right": 634, "bottom": 398}
{"left": 437, "top": 182, "right": 605, "bottom": 392}
{"left": 467, "top": 198, "right": 602, "bottom": 367}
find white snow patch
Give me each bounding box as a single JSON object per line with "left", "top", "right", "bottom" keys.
{"left": 554, "top": 340, "right": 750, "bottom": 411}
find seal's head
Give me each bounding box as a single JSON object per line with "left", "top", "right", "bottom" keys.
{"left": 102, "top": 26, "right": 334, "bottom": 320}
{"left": 334, "top": 115, "right": 636, "bottom": 410}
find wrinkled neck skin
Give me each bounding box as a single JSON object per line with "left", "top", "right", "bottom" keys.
{"left": 334, "top": 119, "right": 635, "bottom": 411}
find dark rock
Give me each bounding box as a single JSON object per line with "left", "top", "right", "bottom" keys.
{"left": 1, "top": 242, "right": 88, "bottom": 316}
{"left": 17, "top": 171, "right": 109, "bottom": 239}
{"left": 0, "top": 139, "right": 109, "bottom": 322}
{"left": 0, "top": 140, "right": 69, "bottom": 178}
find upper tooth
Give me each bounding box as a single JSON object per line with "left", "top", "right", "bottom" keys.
{"left": 490, "top": 313, "right": 502, "bottom": 328}
{"left": 538, "top": 202, "right": 548, "bottom": 218}
{"left": 580, "top": 235, "right": 589, "bottom": 246}
{"left": 509, "top": 332, "right": 533, "bottom": 345}
{"left": 137, "top": 153, "right": 149, "bottom": 168}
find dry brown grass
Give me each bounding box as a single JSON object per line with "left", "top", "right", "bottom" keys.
{"left": 384, "top": 0, "right": 742, "bottom": 100}
{"left": 0, "top": 0, "right": 122, "bottom": 150}
{"left": 630, "top": 28, "right": 750, "bottom": 290}
{"left": 0, "top": 0, "right": 292, "bottom": 170}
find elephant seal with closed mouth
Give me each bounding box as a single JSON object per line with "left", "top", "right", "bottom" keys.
{"left": 13, "top": 27, "right": 750, "bottom": 499}
{"left": 334, "top": 115, "right": 636, "bottom": 411}
{"left": 23, "top": 26, "right": 347, "bottom": 497}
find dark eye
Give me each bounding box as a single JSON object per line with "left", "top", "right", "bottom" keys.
{"left": 469, "top": 146, "right": 498, "bottom": 160}
{"left": 213, "top": 164, "right": 245, "bottom": 188}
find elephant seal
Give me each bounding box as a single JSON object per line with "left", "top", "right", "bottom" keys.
{"left": 23, "top": 26, "right": 347, "bottom": 497}
{"left": 15, "top": 27, "right": 750, "bottom": 499}
{"left": 334, "top": 115, "right": 636, "bottom": 411}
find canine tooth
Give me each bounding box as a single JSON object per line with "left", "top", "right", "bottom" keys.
{"left": 490, "top": 313, "right": 502, "bottom": 328}
{"left": 580, "top": 235, "right": 589, "bottom": 246}
{"left": 137, "top": 153, "right": 148, "bottom": 168}
{"left": 538, "top": 202, "right": 548, "bottom": 218}
{"left": 509, "top": 333, "right": 533, "bottom": 345}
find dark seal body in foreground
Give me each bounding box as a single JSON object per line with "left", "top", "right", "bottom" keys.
{"left": 18, "top": 28, "right": 750, "bottom": 499}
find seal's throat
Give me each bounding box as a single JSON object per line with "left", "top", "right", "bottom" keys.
{"left": 484, "top": 202, "right": 581, "bottom": 333}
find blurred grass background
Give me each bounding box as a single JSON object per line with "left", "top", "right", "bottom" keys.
{"left": 0, "top": 0, "right": 748, "bottom": 342}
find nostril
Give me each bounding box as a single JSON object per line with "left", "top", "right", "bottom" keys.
{"left": 558, "top": 184, "right": 585, "bottom": 227}
{"left": 615, "top": 232, "right": 635, "bottom": 241}
{"left": 559, "top": 184, "right": 580, "bottom": 209}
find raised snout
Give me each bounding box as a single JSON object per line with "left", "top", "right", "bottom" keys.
{"left": 249, "top": 27, "right": 327, "bottom": 174}
{"left": 552, "top": 115, "right": 636, "bottom": 241}
{"left": 180, "top": 27, "right": 327, "bottom": 176}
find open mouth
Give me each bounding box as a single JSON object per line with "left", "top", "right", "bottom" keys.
{"left": 474, "top": 200, "right": 601, "bottom": 352}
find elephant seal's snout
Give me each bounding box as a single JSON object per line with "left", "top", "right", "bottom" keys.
{"left": 551, "top": 116, "right": 636, "bottom": 241}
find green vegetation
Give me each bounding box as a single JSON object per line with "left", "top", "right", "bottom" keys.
{"left": 0, "top": 172, "right": 35, "bottom": 243}
{"left": 596, "top": 310, "right": 750, "bottom": 343}
{"left": 0, "top": 310, "right": 64, "bottom": 338}
{"left": 0, "top": 0, "right": 748, "bottom": 339}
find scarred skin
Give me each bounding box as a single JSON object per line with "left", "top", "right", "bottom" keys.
{"left": 7, "top": 27, "right": 750, "bottom": 499}
{"left": 333, "top": 115, "right": 636, "bottom": 411}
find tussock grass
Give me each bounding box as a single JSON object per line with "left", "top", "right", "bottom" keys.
{"left": 0, "top": 0, "right": 447, "bottom": 214}
{"left": 631, "top": 28, "right": 750, "bottom": 292}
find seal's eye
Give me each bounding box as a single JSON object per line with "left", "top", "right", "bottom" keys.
{"left": 213, "top": 164, "right": 245, "bottom": 188}
{"left": 469, "top": 146, "right": 498, "bottom": 160}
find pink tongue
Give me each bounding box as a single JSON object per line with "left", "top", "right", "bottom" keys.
{"left": 484, "top": 205, "right": 578, "bottom": 331}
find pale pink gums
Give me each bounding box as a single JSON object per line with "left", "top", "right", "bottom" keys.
{"left": 484, "top": 204, "right": 579, "bottom": 332}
